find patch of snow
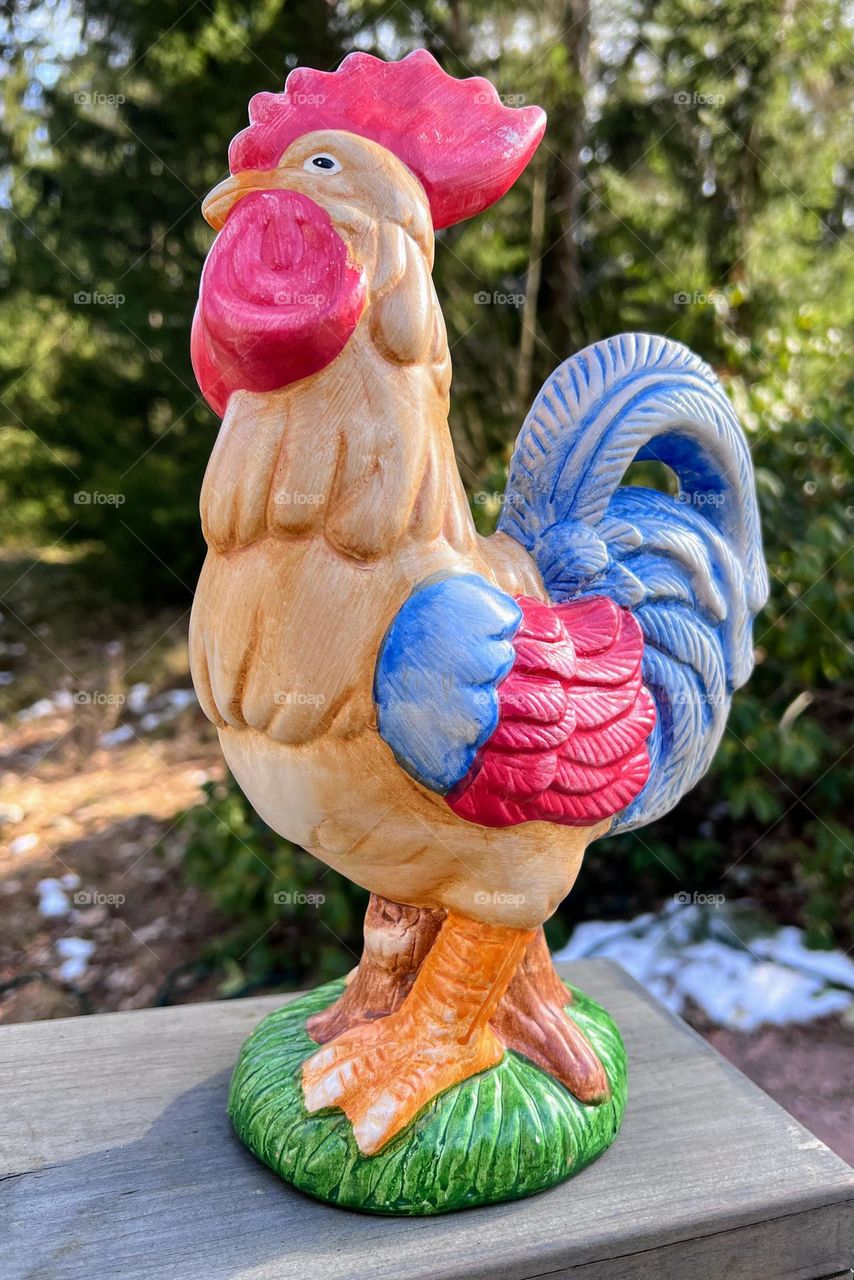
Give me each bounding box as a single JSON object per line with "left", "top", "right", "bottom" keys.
{"left": 13, "top": 684, "right": 197, "bottom": 743}
{"left": 37, "top": 878, "right": 71, "bottom": 918}
{"left": 126, "top": 682, "right": 150, "bottom": 712}
{"left": 18, "top": 697, "right": 57, "bottom": 721}
{"left": 10, "top": 832, "right": 39, "bottom": 856}
{"left": 55, "top": 936, "right": 95, "bottom": 982}
{"left": 17, "top": 689, "right": 74, "bottom": 720}
{"left": 0, "top": 671, "right": 14, "bottom": 685}
{"left": 752, "top": 926, "right": 854, "bottom": 990}
{"left": 135, "top": 688, "right": 197, "bottom": 735}
{"left": 98, "top": 723, "right": 135, "bottom": 748}
{"left": 553, "top": 901, "right": 854, "bottom": 1031}
{"left": 165, "top": 688, "right": 196, "bottom": 710}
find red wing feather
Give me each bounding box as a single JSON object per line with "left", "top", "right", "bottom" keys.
{"left": 554, "top": 596, "right": 621, "bottom": 654}
{"left": 489, "top": 705, "right": 577, "bottom": 752}
{"left": 446, "top": 596, "right": 655, "bottom": 829}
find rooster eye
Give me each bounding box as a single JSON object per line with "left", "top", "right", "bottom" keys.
{"left": 304, "top": 153, "right": 341, "bottom": 175}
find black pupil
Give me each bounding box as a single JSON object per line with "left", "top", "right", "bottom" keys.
{"left": 312, "top": 156, "right": 335, "bottom": 169}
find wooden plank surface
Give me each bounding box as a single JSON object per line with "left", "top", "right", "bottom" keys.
{"left": 2, "top": 960, "right": 852, "bottom": 1280}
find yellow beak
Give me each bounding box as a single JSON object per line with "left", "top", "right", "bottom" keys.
{"left": 202, "top": 170, "right": 278, "bottom": 230}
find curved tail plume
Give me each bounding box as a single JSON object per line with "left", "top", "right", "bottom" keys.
{"left": 499, "top": 333, "right": 768, "bottom": 831}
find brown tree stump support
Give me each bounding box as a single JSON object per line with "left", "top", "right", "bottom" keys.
{"left": 307, "top": 893, "right": 608, "bottom": 1103}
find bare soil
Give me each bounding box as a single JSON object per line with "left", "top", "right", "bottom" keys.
{"left": 702, "top": 1018, "right": 854, "bottom": 1167}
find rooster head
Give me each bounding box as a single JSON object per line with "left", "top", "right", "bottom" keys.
{"left": 192, "top": 51, "right": 545, "bottom": 417}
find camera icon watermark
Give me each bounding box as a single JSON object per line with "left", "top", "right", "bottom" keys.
{"left": 274, "top": 290, "right": 326, "bottom": 306}
{"left": 472, "top": 491, "right": 524, "bottom": 507}
{"left": 73, "top": 888, "right": 127, "bottom": 907}
{"left": 474, "top": 890, "right": 527, "bottom": 907}
{"left": 273, "top": 889, "right": 326, "bottom": 906}
{"left": 673, "top": 289, "right": 726, "bottom": 307}
{"left": 73, "top": 691, "right": 126, "bottom": 706}
{"left": 273, "top": 490, "right": 326, "bottom": 507}
{"left": 675, "top": 489, "right": 727, "bottom": 508}
{"left": 273, "top": 690, "right": 326, "bottom": 707}
{"left": 73, "top": 291, "right": 125, "bottom": 307}
{"left": 73, "top": 490, "right": 126, "bottom": 506}
{"left": 473, "top": 90, "right": 527, "bottom": 107}
{"left": 673, "top": 90, "right": 725, "bottom": 108}
{"left": 473, "top": 289, "right": 526, "bottom": 308}
{"left": 282, "top": 91, "right": 327, "bottom": 108}
{"left": 671, "top": 689, "right": 727, "bottom": 708}
{"left": 674, "top": 890, "right": 726, "bottom": 908}
{"left": 74, "top": 90, "right": 125, "bottom": 107}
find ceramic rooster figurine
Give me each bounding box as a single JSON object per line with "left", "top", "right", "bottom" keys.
{"left": 189, "top": 50, "right": 767, "bottom": 1213}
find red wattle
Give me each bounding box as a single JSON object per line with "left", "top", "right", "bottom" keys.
{"left": 192, "top": 189, "right": 366, "bottom": 417}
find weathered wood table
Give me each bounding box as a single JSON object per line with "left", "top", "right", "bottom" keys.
{"left": 2, "top": 959, "right": 852, "bottom": 1279}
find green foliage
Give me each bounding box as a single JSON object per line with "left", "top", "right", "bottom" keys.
{"left": 182, "top": 777, "right": 367, "bottom": 992}
{"left": 2, "top": 0, "right": 852, "bottom": 953}
{"left": 0, "top": 0, "right": 353, "bottom": 599}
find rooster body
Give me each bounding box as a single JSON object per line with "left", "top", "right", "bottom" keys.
{"left": 190, "top": 52, "right": 767, "bottom": 1156}
{"left": 190, "top": 316, "right": 589, "bottom": 930}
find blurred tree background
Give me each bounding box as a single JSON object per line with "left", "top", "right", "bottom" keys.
{"left": 1, "top": 0, "right": 851, "bottom": 994}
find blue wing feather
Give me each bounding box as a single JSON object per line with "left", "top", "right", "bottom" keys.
{"left": 374, "top": 573, "right": 522, "bottom": 794}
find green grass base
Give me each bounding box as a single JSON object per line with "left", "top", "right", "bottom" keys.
{"left": 228, "top": 977, "right": 627, "bottom": 1215}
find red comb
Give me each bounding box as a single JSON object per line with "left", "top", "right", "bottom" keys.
{"left": 228, "top": 50, "right": 546, "bottom": 230}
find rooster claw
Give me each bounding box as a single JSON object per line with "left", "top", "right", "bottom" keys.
{"left": 301, "top": 1013, "right": 504, "bottom": 1155}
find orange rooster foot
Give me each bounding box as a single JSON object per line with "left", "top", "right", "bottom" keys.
{"left": 302, "top": 1011, "right": 504, "bottom": 1155}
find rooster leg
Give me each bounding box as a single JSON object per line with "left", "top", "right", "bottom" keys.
{"left": 493, "top": 929, "right": 610, "bottom": 1104}
{"left": 307, "top": 894, "right": 444, "bottom": 1043}
{"left": 302, "top": 912, "right": 534, "bottom": 1156}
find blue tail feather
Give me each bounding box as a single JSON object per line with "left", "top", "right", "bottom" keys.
{"left": 499, "top": 333, "right": 768, "bottom": 831}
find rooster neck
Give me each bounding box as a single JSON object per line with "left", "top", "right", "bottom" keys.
{"left": 199, "top": 327, "right": 476, "bottom": 562}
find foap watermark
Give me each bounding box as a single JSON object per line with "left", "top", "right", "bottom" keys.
{"left": 274, "top": 290, "right": 326, "bottom": 306}
{"left": 273, "top": 490, "right": 326, "bottom": 507}
{"left": 73, "top": 290, "right": 125, "bottom": 307}
{"left": 671, "top": 689, "right": 727, "bottom": 709}
{"left": 673, "top": 289, "right": 726, "bottom": 307}
{"left": 472, "top": 490, "right": 524, "bottom": 508}
{"left": 274, "top": 690, "right": 326, "bottom": 707}
{"left": 73, "top": 490, "right": 125, "bottom": 506}
{"left": 281, "top": 91, "right": 327, "bottom": 108}
{"left": 273, "top": 889, "right": 326, "bottom": 906}
{"left": 74, "top": 89, "right": 125, "bottom": 107}
{"left": 74, "top": 888, "right": 126, "bottom": 907}
{"left": 674, "top": 890, "right": 726, "bottom": 908}
{"left": 473, "top": 90, "right": 527, "bottom": 107}
{"left": 474, "top": 890, "right": 527, "bottom": 908}
{"left": 474, "top": 289, "right": 526, "bottom": 308}
{"left": 73, "top": 690, "right": 126, "bottom": 707}
{"left": 673, "top": 90, "right": 725, "bottom": 108}
{"left": 675, "top": 489, "right": 727, "bottom": 508}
